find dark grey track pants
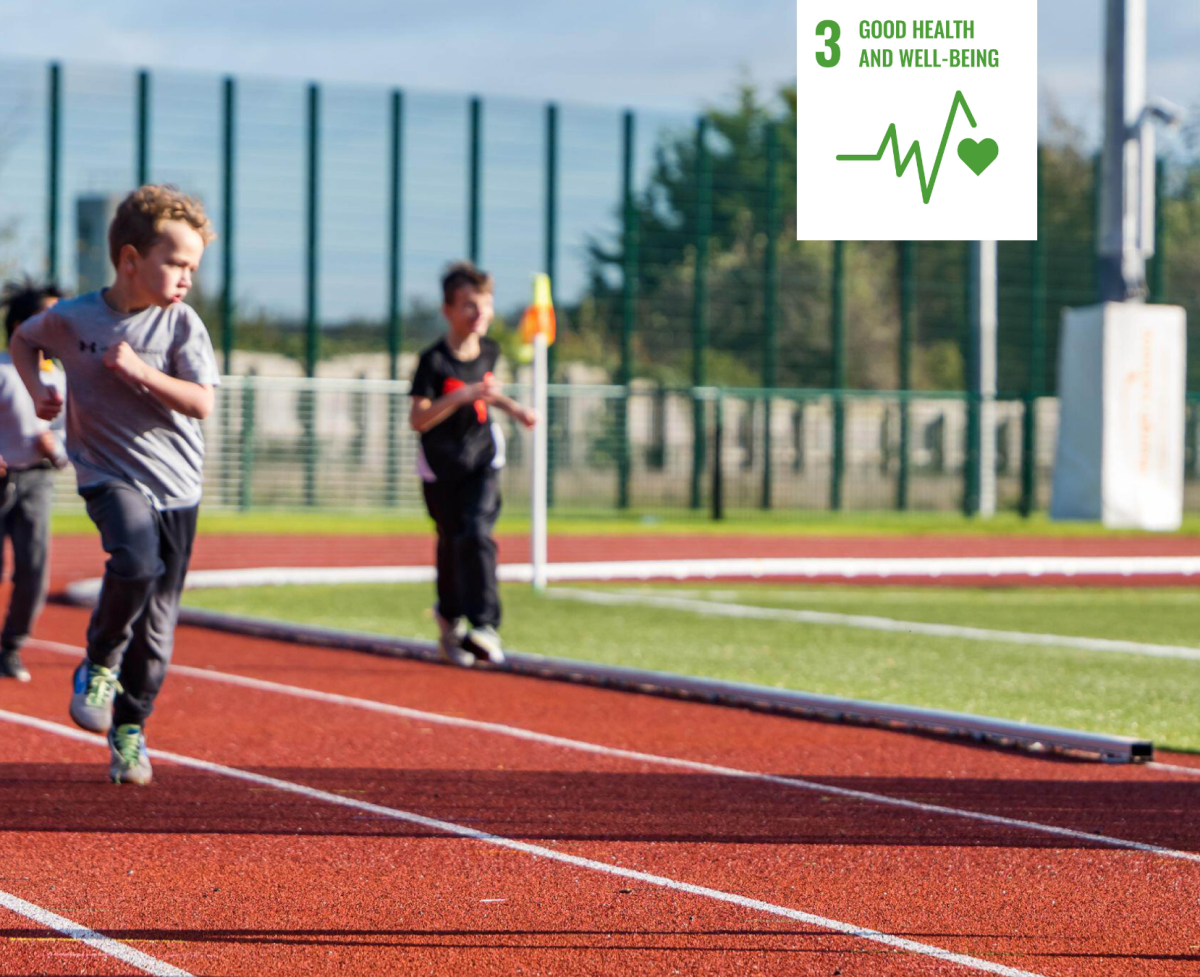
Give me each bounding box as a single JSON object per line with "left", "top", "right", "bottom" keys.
{"left": 0, "top": 467, "right": 54, "bottom": 654}
{"left": 422, "top": 467, "right": 502, "bottom": 629}
{"left": 83, "top": 481, "right": 198, "bottom": 728}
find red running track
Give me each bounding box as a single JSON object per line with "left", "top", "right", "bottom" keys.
{"left": 1, "top": 603, "right": 1198, "bottom": 976}
{"left": 43, "top": 532, "right": 1200, "bottom": 592}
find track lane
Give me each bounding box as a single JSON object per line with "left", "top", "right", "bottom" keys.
{"left": 0, "top": 731, "right": 196, "bottom": 977}
{"left": 27, "top": 607, "right": 1199, "bottom": 790}
{"left": 24, "top": 637, "right": 1200, "bottom": 863}
{"left": 21, "top": 624, "right": 1200, "bottom": 858}
{"left": 2, "top": 719, "right": 1056, "bottom": 977}
{"left": 4, "top": 710, "right": 1194, "bottom": 977}
{"left": 5, "top": 619, "right": 1199, "bottom": 976}
{"left": 0, "top": 910, "right": 148, "bottom": 977}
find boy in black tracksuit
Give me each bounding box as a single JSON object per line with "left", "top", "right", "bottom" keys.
{"left": 410, "top": 262, "right": 536, "bottom": 666}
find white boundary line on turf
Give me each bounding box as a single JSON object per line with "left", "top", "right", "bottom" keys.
{"left": 26, "top": 638, "right": 1200, "bottom": 864}
{"left": 0, "top": 888, "right": 193, "bottom": 977}
{"left": 543, "top": 587, "right": 1200, "bottom": 663}
{"left": 0, "top": 708, "right": 1053, "bottom": 977}
{"left": 61, "top": 553, "right": 1200, "bottom": 604}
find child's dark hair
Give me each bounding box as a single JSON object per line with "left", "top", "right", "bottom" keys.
{"left": 2, "top": 277, "right": 63, "bottom": 341}
{"left": 441, "top": 260, "right": 493, "bottom": 305}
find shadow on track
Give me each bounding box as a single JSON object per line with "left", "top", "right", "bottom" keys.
{"left": 4, "top": 927, "right": 1191, "bottom": 959}
{"left": 1, "top": 764, "right": 1196, "bottom": 852}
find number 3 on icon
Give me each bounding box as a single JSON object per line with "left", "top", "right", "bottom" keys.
{"left": 815, "top": 20, "right": 841, "bottom": 67}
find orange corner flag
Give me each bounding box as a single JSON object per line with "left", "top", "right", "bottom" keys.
{"left": 520, "top": 273, "right": 556, "bottom": 345}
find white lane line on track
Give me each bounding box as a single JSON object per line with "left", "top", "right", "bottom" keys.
{"left": 1150, "top": 762, "right": 1200, "bottom": 777}
{"left": 0, "top": 888, "right": 193, "bottom": 977}
{"left": 545, "top": 587, "right": 1200, "bottom": 663}
{"left": 62, "top": 554, "right": 1200, "bottom": 604}
{"left": 0, "top": 708, "right": 1051, "bottom": 977}
{"left": 181, "top": 555, "right": 1200, "bottom": 584}
{"left": 27, "top": 639, "right": 1200, "bottom": 864}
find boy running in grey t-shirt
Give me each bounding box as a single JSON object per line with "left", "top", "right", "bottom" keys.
{"left": 12, "top": 185, "right": 219, "bottom": 785}
{"left": 0, "top": 279, "right": 67, "bottom": 683}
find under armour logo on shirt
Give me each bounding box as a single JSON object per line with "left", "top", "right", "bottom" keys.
{"left": 79, "top": 340, "right": 103, "bottom": 354}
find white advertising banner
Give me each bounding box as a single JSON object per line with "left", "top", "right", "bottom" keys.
{"left": 1051, "top": 303, "right": 1186, "bottom": 530}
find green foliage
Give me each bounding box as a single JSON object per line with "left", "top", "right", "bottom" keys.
{"left": 1161, "top": 165, "right": 1200, "bottom": 389}
{"left": 569, "top": 79, "right": 1200, "bottom": 395}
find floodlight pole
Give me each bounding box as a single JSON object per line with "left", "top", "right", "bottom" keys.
{"left": 1099, "top": 0, "right": 1148, "bottom": 301}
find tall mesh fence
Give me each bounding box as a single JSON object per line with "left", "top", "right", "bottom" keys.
{"left": 2, "top": 58, "right": 1200, "bottom": 515}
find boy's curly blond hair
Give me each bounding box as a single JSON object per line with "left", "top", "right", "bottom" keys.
{"left": 108, "top": 184, "right": 216, "bottom": 268}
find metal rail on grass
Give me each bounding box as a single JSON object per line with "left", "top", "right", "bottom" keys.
{"left": 132, "top": 602, "right": 1153, "bottom": 764}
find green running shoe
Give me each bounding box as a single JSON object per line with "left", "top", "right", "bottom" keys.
{"left": 69, "top": 661, "right": 122, "bottom": 733}
{"left": 108, "top": 724, "right": 152, "bottom": 786}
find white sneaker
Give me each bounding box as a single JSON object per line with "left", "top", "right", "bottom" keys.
{"left": 464, "top": 625, "right": 505, "bottom": 665}
{"left": 0, "top": 650, "right": 30, "bottom": 682}
{"left": 435, "top": 610, "right": 474, "bottom": 668}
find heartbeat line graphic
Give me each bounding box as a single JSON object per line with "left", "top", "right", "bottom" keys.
{"left": 836, "top": 91, "right": 978, "bottom": 204}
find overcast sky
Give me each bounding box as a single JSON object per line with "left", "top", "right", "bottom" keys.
{"left": 0, "top": 1, "right": 1197, "bottom": 135}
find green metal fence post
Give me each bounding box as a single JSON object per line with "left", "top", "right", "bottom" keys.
{"left": 303, "top": 82, "right": 320, "bottom": 507}
{"left": 468, "top": 96, "right": 482, "bottom": 264}
{"left": 219, "top": 384, "right": 233, "bottom": 507}
{"left": 220, "top": 76, "right": 236, "bottom": 375}
{"left": 1092, "top": 152, "right": 1102, "bottom": 302}
{"left": 761, "top": 123, "right": 779, "bottom": 510}
{"left": 830, "top": 240, "right": 846, "bottom": 511}
{"left": 136, "top": 69, "right": 150, "bottom": 185}
{"left": 691, "top": 117, "right": 711, "bottom": 511}
{"left": 385, "top": 391, "right": 401, "bottom": 508}
{"left": 305, "top": 82, "right": 320, "bottom": 377}
{"left": 301, "top": 386, "right": 318, "bottom": 508}
{"left": 1151, "top": 156, "right": 1166, "bottom": 303}
{"left": 46, "top": 63, "right": 61, "bottom": 281}
{"left": 239, "top": 375, "right": 256, "bottom": 511}
{"left": 544, "top": 101, "right": 559, "bottom": 508}
{"left": 388, "top": 89, "right": 404, "bottom": 381}
{"left": 897, "top": 240, "right": 914, "bottom": 510}
{"left": 618, "top": 109, "right": 636, "bottom": 510}
{"left": 385, "top": 89, "right": 405, "bottom": 508}
{"left": 711, "top": 391, "right": 725, "bottom": 521}
{"left": 1020, "top": 148, "right": 1046, "bottom": 517}
{"left": 216, "top": 74, "right": 235, "bottom": 509}
{"left": 545, "top": 102, "right": 558, "bottom": 370}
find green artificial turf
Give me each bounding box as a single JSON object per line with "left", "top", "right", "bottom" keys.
{"left": 608, "top": 583, "right": 1200, "bottom": 648}
{"left": 182, "top": 581, "right": 1200, "bottom": 752}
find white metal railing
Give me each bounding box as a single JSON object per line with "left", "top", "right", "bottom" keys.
{"left": 44, "top": 376, "right": 1071, "bottom": 514}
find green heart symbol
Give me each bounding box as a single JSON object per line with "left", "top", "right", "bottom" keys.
{"left": 958, "top": 137, "right": 999, "bottom": 176}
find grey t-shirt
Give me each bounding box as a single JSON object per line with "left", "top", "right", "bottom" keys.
{"left": 16, "top": 291, "right": 220, "bottom": 509}
{"left": 0, "top": 353, "right": 61, "bottom": 470}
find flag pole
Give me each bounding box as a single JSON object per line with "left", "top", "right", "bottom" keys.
{"left": 531, "top": 329, "right": 549, "bottom": 592}
{"left": 521, "top": 273, "right": 555, "bottom": 594}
